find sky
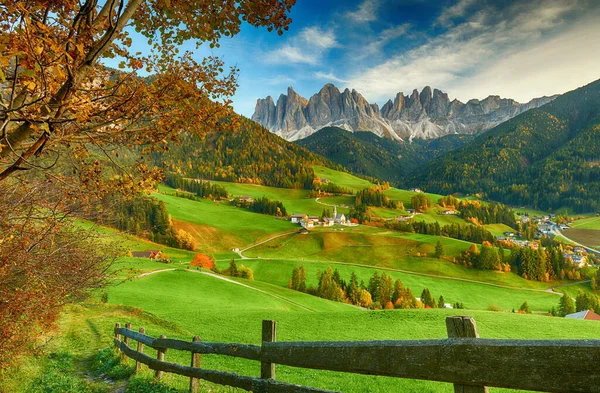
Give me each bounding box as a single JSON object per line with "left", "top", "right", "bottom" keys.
{"left": 166, "top": 0, "right": 600, "bottom": 117}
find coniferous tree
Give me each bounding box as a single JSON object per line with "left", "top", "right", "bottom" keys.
{"left": 558, "top": 294, "right": 576, "bottom": 317}
{"left": 434, "top": 240, "right": 444, "bottom": 259}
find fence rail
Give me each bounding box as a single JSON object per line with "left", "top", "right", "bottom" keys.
{"left": 113, "top": 316, "right": 600, "bottom": 393}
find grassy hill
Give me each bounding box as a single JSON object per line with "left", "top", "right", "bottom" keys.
{"left": 6, "top": 255, "right": 599, "bottom": 393}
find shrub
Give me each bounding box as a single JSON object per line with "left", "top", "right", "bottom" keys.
{"left": 487, "top": 304, "right": 503, "bottom": 312}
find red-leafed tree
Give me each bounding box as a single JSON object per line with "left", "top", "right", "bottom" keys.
{"left": 190, "top": 253, "right": 215, "bottom": 270}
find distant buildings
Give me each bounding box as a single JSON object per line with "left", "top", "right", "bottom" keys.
{"left": 565, "top": 310, "right": 600, "bottom": 321}
{"left": 131, "top": 250, "right": 162, "bottom": 259}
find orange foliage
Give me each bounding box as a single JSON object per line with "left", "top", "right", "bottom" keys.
{"left": 384, "top": 301, "right": 395, "bottom": 310}
{"left": 190, "top": 254, "right": 215, "bottom": 270}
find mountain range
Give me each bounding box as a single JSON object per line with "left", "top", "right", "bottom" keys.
{"left": 252, "top": 84, "right": 557, "bottom": 141}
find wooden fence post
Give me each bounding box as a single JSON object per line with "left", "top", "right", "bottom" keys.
{"left": 155, "top": 334, "right": 167, "bottom": 381}
{"left": 114, "top": 323, "right": 121, "bottom": 354}
{"left": 446, "top": 316, "right": 488, "bottom": 393}
{"left": 135, "top": 327, "right": 145, "bottom": 374}
{"left": 124, "top": 322, "right": 131, "bottom": 346}
{"left": 189, "top": 336, "right": 201, "bottom": 393}
{"left": 261, "top": 320, "right": 276, "bottom": 380}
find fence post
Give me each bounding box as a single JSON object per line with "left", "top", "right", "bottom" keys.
{"left": 135, "top": 327, "right": 145, "bottom": 374}
{"left": 124, "top": 322, "right": 132, "bottom": 346}
{"left": 261, "top": 320, "right": 276, "bottom": 380}
{"left": 114, "top": 323, "right": 121, "bottom": 354}
{"left": 189, "top": 336, "right": 201, "bottom": 393}
{"left": 155, "top": 334, "right": 167, "bottom": 381}
{"left": 446, "top": 316, "right": 488, "bottom": 393}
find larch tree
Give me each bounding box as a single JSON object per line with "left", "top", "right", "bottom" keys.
{"left": 0, "top": 0, "right": 296, "bottom": 365}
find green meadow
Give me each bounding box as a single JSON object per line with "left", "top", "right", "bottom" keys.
{"left": 7, "top": 167, "right": 598, "bottom": 393}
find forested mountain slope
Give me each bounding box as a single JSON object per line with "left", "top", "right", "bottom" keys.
{"left": 152, "top": 117, "right": 334, "bottom": 189}
{"left": 409, "top": 78, "right": 600, "bottom": 213}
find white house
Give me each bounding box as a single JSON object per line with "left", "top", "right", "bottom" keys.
{"left": 290, "top": 214, "right": 305, "bottom": 223}
{"left": 323, "top": 218, "right": 335, "bottom": 227}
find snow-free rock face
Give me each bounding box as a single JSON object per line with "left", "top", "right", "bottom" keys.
{"left": 251, "top": 84, "right": 558, "bottom": 141}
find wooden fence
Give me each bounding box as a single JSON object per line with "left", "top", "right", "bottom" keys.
{"left": 113, "top": 316, "right": 600, "bottom": 393}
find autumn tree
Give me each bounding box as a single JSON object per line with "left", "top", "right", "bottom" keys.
{"left": 0, "top": 0, "right": 295, "bottom": 364}
{"left": 190, "top": 253, "right": 215, "bottom": 270}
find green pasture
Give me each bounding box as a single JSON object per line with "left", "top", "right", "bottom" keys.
{"left": 153, "top": 188, "right": 293, "bottom": 250}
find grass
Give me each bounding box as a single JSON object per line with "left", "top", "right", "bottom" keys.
{"left": 5, "top": 258, "right": 598, "bottom": 393}
{"left": 209, "top": 180, "right": 351, "bottom": 216}
{"left": 569, "top": 216, "right": 600, "bottom": 230}
{"left": 240, "top": 229, "right": 557, "bottom": 291}
{"left": 153, "top": 187, "right": 293, "bottom": 251}
{"left": 483, "top": 223, "right": 516, "bottom": 237}
{"left": 313, "top": 165, "right": 376, "bottom": 192}
{"left": 224, "top": 258, "right": 559, "bottom": 311}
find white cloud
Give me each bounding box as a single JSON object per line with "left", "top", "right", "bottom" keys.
{"left": 357, "top": 23, "right": 410, "bottom": 59}
{"left": 315, "top": 72, "right": 347, "bottom": 84}
{"left": 299, "top": 27, "right": 340, "bottom": 49}
{"left": 346, "top": 0, "right": 378, "bottom": 23}
{"left": 347, "top": 0, "right": 600, "bottom": 104}
{"left": 264, "top": 44, "right": 318, "bottom": 65}
{"left": 436, "top": 0, "right": 477, "bottom": 27}
{"left": 263, "top": 26, "right": 339, "bottom": 65}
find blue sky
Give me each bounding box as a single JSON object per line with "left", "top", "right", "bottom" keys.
{"left": 147, "top": 0, "right": 600, "bottom": 117}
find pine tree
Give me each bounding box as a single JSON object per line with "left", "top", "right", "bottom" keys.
{"left": 420, "top": 288, "right": 436, "bottom": 308}
{"left": 229, "top": 259, "right": 238, "bottom": 277}
{"left": 438, "top": 295, "right": 445, "bottom": 308}
{"left": 434, "top": 240, "right": 444, "bottom": 259}
{"left": 558, "top": 294, "right": 576, "bottom": 317}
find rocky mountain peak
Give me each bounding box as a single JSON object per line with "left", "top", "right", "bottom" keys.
{"left": 252, "top": 84, "right": 558, "bottom": 141}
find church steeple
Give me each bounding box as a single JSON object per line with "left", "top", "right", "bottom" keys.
{"left": 333, "top": 205, "right": 337, "bottom": 219}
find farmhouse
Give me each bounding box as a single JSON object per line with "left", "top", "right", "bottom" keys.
{"left": 441, "top": 209, "right": 456, "bottom": 215}
{"left": 238, "top": 195, "right": 254, "bottom": 203}
{"left": 290, "top": 214, "right": 305, "bottom": 223}
{"left": 323, "top": 218, "right": 335, "bottom": 227}
{"left": 410, "top": 188, "right": 423, "bottom": 193}
{"left": 131, "top": 250, "right": 162, "bottom": 259}
{"left": 565, "top": 310, "right": 600, "bottom": 321}
{"left": 564, "top": 253, "right": 587, "bottom": 267}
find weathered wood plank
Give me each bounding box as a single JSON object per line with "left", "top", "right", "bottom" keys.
{"left": 115, "top": 327, "right": 155, "bottom": 347}
{"left": 114, "top": 338, "right": 337, "bottom": 393}
{"left": 446, "top": 316, "right": 488, "bottom": 393}
{"left": 151, "top": 338, "right": 261, "bottom": 360}
{"left": 189, "top": 336, "right": 201, "bottom": 393}
{"left": 155, "top": 334, "right": 166, "bottom": 380}
{"left": 135, "top": 327, "right": 145, "bottom": 374}
{"left": 261, "top": 320, "right": 276, "bottom": 381}
{"left": 260, "top": 339, "right": 600, "bottom": 393}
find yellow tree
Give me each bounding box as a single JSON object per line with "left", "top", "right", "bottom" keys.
{"left": 0, "top": 0, "right": 295, "bottom": 365}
